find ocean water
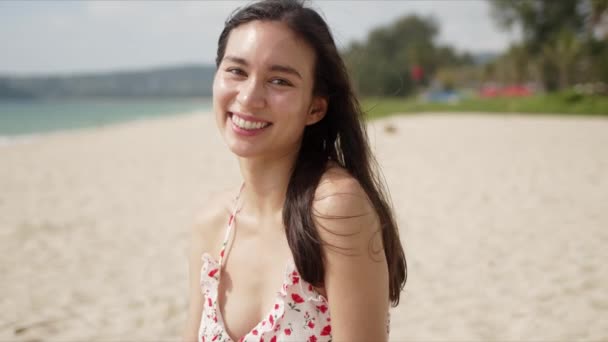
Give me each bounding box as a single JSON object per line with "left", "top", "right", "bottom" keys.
{"left": 0, "top": 98, "right": 212, "bottom": 142}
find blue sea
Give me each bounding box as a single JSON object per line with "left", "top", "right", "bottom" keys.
{"left": 0, "top": 98, "right": 212, "bottom": 143}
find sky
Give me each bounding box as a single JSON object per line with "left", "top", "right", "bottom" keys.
{"left": 0, "top": 0, "right": 521, "bottom": 76}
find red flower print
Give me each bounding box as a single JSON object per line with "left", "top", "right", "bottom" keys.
{"left": 270, "top": 337, "right": 277, "bottom": 342}
{"left": 320, "top": 325, "right": 331, "bottom": 336}
{"left": 291, "top": 293, "right": 304, "bottom": 304}
{"left": 228, "top": 214, "right": 234, "bottom": 226}
{"left": 316, "top": 304, "right": 328, "bottom": 313}
{"left": 308, "top": 284, "right": 313, "bottom": 291}
{"left": 308, "top": 336, "right": 317, "bottom": 342}
{"left": 284, "top": 328, "right": 292, "bottom": 336}
{"left": 260, "top": 338, "right": 264, "bottom": 342}
{"left": 207, "top": 298, "right": 212, "bottom": 307}
{"left": 252, "top": 329, "right": 258, "bottom": 335}
{"left": 208, "top": 268, "right": 219, "bottom": 278}
{"left": 211, "top": 335, "right": 218, "bottom": 342}
{"left": 308, "top": 321, "right": 315, "bottom": 329}
{"left": 274, "top": 303, "right": 279, "bottom": 310}
{"left": 201, "top": 336, "right": 205, "bottom": 342}
{"left": 269, "top": 314, "right": 274, "bottom": 326}
{"left": 220, "top": 249, "right": 225, "bottom": 258}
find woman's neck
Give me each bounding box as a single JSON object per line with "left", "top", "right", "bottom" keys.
{"left": 237, "top": 150, "right": 298, "bottom": 218}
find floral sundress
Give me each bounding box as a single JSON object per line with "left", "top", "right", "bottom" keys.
{"left": 198, "top": 186, "right": 389, "bottom": 342}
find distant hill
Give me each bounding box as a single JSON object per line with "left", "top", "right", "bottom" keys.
{"left": 0, "top": 64, "right": 216, "bottom": 99}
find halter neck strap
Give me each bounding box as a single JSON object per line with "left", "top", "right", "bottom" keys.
{"left": 218, "top": 182, "right": 245, "bottom": 268}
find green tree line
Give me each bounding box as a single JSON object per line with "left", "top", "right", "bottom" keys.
{"left": 487, "top": 0, "right": 608, "bottom": 92}
{"left": 342, "top": 15, "right": 473, "bottom": 97}
{"left": 342, "top": 0, "right": 608, "bottom": 97}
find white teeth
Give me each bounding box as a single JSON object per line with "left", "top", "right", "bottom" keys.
{"left": 232, "top": 114, "right": 268, "bottom": 130}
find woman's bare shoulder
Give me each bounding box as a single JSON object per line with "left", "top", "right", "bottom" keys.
{"left": 190, "top": 186, "right": 239, "bottom": 256}
{"left": 314, "top": 162, "right": 377, "bottom": 240}
{"left": 316, "top": 161, "right": 369, "bottom": 209}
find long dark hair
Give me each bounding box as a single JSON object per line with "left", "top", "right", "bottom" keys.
{"left": 216, "top": 0, "right": 407, "bottom": 305}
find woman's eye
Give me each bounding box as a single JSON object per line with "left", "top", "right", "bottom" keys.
{"left": 226, "top": 68, "right": 245, "bottom": 76}
{"left": 270, "top": 78, "right": 292, "bottom": 86}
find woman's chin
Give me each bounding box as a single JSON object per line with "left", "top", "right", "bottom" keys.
{"left": 226, "top": 141, "right": 261, "bottom": 159}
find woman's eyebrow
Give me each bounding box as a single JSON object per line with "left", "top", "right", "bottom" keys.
{"left": 269, "top": 64, "right": 302, "bottom": 79}
{"left": 223, "top": 55, "right": 248, "bottom": 66}
{"left": 223, "top": 55, "right": 302, "bottom": 79}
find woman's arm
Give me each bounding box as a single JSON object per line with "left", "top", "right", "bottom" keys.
{"left": 314, "top": 172, "right": 390, "bottom": 342}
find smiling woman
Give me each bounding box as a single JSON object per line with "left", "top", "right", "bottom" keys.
{"left": 183, "top": 1, "right": 407, "bottom": 342}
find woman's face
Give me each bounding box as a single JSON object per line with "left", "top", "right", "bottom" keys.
{"left": 213, "top": 20, "right": 326, "bottom": 160}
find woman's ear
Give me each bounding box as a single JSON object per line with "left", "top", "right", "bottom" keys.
{"left": 306, "top": 96, "right": 328, "bottom": 126}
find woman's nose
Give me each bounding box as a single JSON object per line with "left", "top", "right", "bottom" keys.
{"left": 236, "top": 78, "right": 266, "bottom": 109}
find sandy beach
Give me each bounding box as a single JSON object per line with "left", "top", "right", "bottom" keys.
{"left": 1, "top": 111, "right": 607, "bottom": 341}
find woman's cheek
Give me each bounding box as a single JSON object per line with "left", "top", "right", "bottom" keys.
{"left": 272, "top": 92, "right": 304, "bottom": 114}
{"left": 213, "top": 76, "right": 229, "bottom": 99}
{"left": 213, "top": 78, "right": 236, "bottom": 114}
{"left": 213, "top": 78, "right": 231, "bottom": 131}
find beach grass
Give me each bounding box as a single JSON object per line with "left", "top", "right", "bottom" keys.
{"left": 361, "top": 92, "right": 608, "bottom": 119}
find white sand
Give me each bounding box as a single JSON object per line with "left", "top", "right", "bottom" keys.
{"left": 1, "top": 112, "right": 607, "bottom": 341}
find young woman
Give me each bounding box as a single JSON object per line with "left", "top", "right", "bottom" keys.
{"left": 184, "top": 1, "right": 407, "bottom": 341}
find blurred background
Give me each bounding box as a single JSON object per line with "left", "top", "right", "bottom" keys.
{"left": 1, "top": 0, "right": 607, "bottom": 136}
{"left": 1, "top": 1, "right": 607, "bottom": 341}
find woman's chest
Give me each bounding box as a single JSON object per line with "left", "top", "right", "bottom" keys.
{"left": 218, "top": 235, "right": 292, "bottom": 339}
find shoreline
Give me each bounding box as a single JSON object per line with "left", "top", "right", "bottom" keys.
{"left": 3, "top": 107, "right": 606, "bottom": 148}
{"left": 0, "top": 110, "right": 207, "bottom": 147}
{"left": 0, "top": 97, "right": 212, "bottom": 142}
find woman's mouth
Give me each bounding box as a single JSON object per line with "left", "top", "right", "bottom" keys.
{"left": 228, "top": 112, "right": 272, "bottom": 136}
{"left": 229, "top": 112, "right": 272, "bottom": 130}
